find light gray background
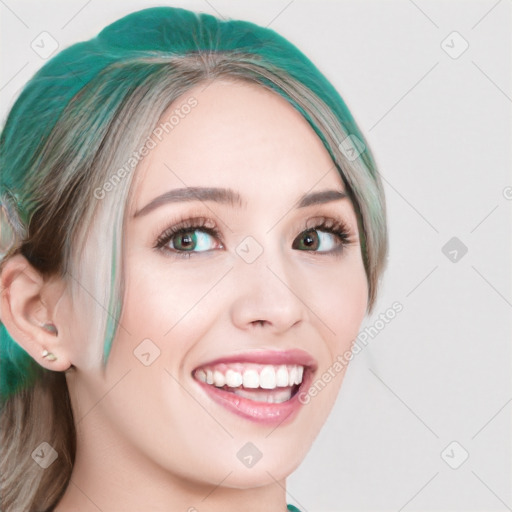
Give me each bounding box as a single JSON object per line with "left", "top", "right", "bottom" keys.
{"left": 1, "top": 1, "right": 511, "bottom": 511}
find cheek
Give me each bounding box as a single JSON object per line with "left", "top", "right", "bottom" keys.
{"left": 295, "top": 258, "right": 367, "bottom": 425}
{"left": 121, "top": 256, "right": 228, "bottom": 354}
{"left": 304, "top": 255, "right": 368, "bottom": 353}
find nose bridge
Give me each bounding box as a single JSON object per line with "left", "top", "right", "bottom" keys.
{"left": 229, "top": 234, "right": 305, "bottom": 332}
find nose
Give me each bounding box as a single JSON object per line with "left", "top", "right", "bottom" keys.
{"left": 229, "top": 245, "right": 306, "bottom": 334}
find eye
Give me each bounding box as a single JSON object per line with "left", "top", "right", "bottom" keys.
{"left": 169, "top": 230, "right": 217, "bottom": 252}
{"left": 292, "top": 217, "right": 352, "bottom": 253}
{"left": 154, "top": 217, "right": 223, "bottom": 257}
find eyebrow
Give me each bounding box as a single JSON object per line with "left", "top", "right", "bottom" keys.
{"left": 132, "top": 186, "right": 348, "bottom": 218}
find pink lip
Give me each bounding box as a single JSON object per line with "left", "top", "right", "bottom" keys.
{"left": 192, "top": 349, "right": 317, "bottom": 426}
{"left": 193, "top": 349, "right": 318, "bottom": 371}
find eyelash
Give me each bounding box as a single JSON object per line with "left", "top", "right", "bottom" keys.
{"left": 154, "top": 215, "right": 353, "bottom": 259}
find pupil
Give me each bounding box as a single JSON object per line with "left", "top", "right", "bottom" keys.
{"left": 179, "top": 232, "right": 195, "bottom": 249}
{"left": 304, "top": 230, "right": 318, "bottom": 249}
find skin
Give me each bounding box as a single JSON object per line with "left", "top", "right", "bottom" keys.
{"left": 0, "top": 79, "right": 368, "bottom": 511}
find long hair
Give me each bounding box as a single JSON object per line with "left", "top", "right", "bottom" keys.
{"left": 0, "top": 7, "right": 388, "bottom": 511}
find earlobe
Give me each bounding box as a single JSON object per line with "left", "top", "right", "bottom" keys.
{"left": 0, "top": 253, "right": 72, "bottom": 372}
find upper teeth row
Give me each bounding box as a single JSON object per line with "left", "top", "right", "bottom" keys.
{"left": 195, "top": 364, "right": 304, "bottom": 390}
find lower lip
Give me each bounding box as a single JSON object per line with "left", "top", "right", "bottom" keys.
{"left": 194, "top": 370, "right": 313, "bottom": 426}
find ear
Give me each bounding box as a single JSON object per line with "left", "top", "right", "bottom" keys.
{"left": 0, "top": 253, "right": 72, "bottom": 372}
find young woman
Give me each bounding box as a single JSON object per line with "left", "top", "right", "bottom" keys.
{"left": 0, "top": 6, "right": 388, "bottom": 511}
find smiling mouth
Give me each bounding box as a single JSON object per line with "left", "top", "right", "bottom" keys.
{"left": 193, "top": 363, "right": 305, "bottom": 404}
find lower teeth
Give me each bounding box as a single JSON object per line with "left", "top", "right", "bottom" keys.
{"left": 227, "top": 386, "right": 294, "bottom": 404}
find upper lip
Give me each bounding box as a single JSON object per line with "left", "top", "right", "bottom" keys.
{"left": 193, "top": 349, "right": 318, "bottom": 371}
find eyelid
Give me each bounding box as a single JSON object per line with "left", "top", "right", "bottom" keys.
{"left": 303, "top": 215, "right": 350, "bottom": 232}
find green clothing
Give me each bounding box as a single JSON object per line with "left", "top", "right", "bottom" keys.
{"left": 287, "top": 505, "right": 302, "bottom": 512}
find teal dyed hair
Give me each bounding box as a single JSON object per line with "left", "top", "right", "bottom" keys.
{"left": 0, "top": 7, "right": 387, "bottom": 406}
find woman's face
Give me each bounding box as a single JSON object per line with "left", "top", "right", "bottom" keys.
{"left": 70, "top": 79, "right": 368, "bottom": 490}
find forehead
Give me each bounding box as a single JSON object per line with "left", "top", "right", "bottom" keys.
{"left": 129, "top": 79, "right": 343, "bottom": 214}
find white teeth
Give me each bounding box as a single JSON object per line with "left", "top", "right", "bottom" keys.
{"left": 196, "top": 364, "right": 305, "bottom": 389}
{"left": 233, "top": 387, "right": 293, "bottom": 404}
{"left": 275, "top": 365, "right": 289, "bottom": 387}
{"left": 259, "top": 366, "right": 276, "bottom": 389}
{"left": 289, "top": 366, "right": 298, "bottom": 386}
{"left": 196, "top": 369, "right": 207, "bottom": 383}
{"left": 213, "top": 370, "right": 225, "bottom": 387}
{"left": 225, "top": 369, "right": 243, "bottom": 387}
{"left": 297, "top": 366, "right": 304, "bottom": 384}
{"left": 242, "top": 369, "right": 259, "bottom": 388}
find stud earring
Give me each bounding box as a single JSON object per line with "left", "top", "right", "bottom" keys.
{"left": 42, "top": 349, "right": 57, "bottom": 361}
